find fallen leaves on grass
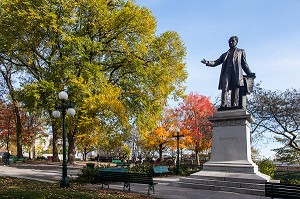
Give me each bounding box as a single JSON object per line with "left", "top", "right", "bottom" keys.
{"left": 0, "top": 177, "right": 157, "bottom": 199}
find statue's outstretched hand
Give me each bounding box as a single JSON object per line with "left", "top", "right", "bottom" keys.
{"left": 201, "top": 59, "right": 208, "bottom": 65}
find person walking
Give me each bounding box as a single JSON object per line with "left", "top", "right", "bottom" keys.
{"left": 3, "top": 150, "right": 10, "bottom": 166}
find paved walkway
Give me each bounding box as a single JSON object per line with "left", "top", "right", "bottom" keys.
{"left": 0, "top": 163, "right": 269, "bottom": 199}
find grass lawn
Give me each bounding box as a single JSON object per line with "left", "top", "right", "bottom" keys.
{"left": 0, "top": 177, "right": 158, "bottom": 199}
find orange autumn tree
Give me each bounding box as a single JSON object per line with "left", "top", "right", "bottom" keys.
{"left": 177, "top": 93, "right": 215, "bottom": 165}
{"left": 142, "top": 108, "right": 180, "bottom": 160}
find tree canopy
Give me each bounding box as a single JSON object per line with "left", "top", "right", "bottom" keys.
{"left": 0, "top": 0, "right": 187, "bottom": 161}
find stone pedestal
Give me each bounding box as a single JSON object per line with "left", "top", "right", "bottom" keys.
{"left": 173, "top": 109, "right": 270, "bottom": 196}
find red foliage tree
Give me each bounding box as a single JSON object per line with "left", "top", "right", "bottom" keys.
{"left": 177, "top": 93, "right": 215, "bottom": 165}
{"left": 0, "top": 102, "right": 17, "bottom": 151}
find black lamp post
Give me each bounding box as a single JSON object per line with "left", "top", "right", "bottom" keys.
{"left": 172, "top": 131, "right": 184, "bottom": 174}
{"left": 52, "top": 91, "right": 76, "bottom": 188}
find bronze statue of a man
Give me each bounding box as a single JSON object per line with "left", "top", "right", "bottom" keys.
{"left": 201, "top": 36, "right": 255, "bottom": 109}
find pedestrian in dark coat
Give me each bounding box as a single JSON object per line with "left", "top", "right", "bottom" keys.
{"left": 3, "top": 150, "right": 10, "bottom": 166}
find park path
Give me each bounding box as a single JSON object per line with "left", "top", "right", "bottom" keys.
{"left": 0, "top": 162, "right": 83, "bottom": 182}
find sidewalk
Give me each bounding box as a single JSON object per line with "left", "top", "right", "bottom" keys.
{"left": 0, "top": 163, "right": 268, "bottom": 199}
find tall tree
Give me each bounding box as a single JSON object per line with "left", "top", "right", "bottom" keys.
{"left": 0, "top": 0, "right": 187, "bottom": 163}
{"left": 177, "top": 93, "right": 215, "bottom": 165}
{"left": 0, "top": 59, "right": 24, "bottom": 157}
{"left": 247, "top": 86, "right": 300, "bottom": 152}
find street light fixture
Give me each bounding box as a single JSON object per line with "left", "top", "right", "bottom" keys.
{"left": 172, "top": 131, "right": 185, "bottom": 174}
{"left": 52, "top": 91, "right": 76, "bottom": 188}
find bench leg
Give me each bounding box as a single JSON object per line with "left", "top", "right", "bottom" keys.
{"left": 124, "top": 182, "right": 130, "bottom": 191}
{"left": 148, "top": 185, "right": 155, "bottom": 195}
{"left": 101, "top": 183, "right": 109, "bottom": 189}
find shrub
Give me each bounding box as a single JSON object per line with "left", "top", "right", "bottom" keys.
{"left": 257, "top": 158, "right": 275, "bottom": 178}
{"left": 274, "top": 170, "right": 300, "bottom": 184}
{"left": 129, "top": 164, "right": 152, "bottom": 174}
{"left": 179, "top": 164, "right": 201, "bottom": 176}
{"left": 76, "top": 166, "right": 99, "bottom": 184}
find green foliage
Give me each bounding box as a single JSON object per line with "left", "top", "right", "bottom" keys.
{"left": 273, "top": 137, "right": 300, "bottom": 165}
{"left": 274, "top": 171, "right": 300, "bottom": 185}
{"left": 257, "top": 158, "right": 275, "bottom": 178}
{"left": 128, "top": 164, "right": 152, "bottom": 174}
{"left": 76, "top": 166, "right": 99, "bottom": 184}
{"left": 178, "top": 164, "right": 201, "bottom": 176}
{"left": 0, "top": 0, "right": 187, "bottom": 162}
{"left": 280, "top": 179, "right": 300, "bottom": 185}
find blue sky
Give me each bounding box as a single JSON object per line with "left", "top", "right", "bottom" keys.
{"left": 135, "top": 0, "right": 300, "bottom": 158}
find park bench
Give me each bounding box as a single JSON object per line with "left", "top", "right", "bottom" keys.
{"left": 98, "top": 171, "right": 157, "bottom": 195}
{"left": 153, "top": 166, "right": 170, "bottom": 176}
{"left": 265, "top": 182, "right": 300, "bottom": 199}
{"left": 112, "top": 159, "right": 121, "bottom": 163}
{"left": 9, "top": 156, "right": 25, "bottom": 164}
{"left": 125, "top": 172, "right": 157, "bottom": 194}
{"left": 98, "top": 167, "right": 127, "bottom": 172}
{"left": 116, "top": 162, "right": 131, "bottom": 167}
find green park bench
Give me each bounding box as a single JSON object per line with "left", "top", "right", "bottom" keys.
{"left": 9, "top": 156, "right": 25, "bottom": 164}
{"left": 265, "top": 182, "right": 300, "bottom": 199}
{"left": 98, "top": 170, "right": 157, "bottom": 195}
{"left": 112, "top": 159, "right": 121, "bottom": 163}
{"left": 153, "top": 166, "right": 170, "bottom": 175}
{"left": 98, "top": 167, "right": 127, "bottom": 172}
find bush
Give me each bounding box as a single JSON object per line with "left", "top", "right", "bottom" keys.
{"left": 257, "top": 158, "right": 275, "bottom": 178}
{"left": 76, "top": 166, "right": 99, "bottom": 184}
{"left": 129, "top": 164, "right": 152, "bottom": 174}
{"left": 274, "top": 170, "right": 300, "bottom": 184}
{"left": 179, "top": 164, "right": 201, "bottom": 176}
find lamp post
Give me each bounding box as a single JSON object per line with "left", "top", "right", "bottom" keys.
{"left": 52, "top": 91, "right": 76, "bottom": 188}
{"left": 172, "top": 131, "right": 184, "bottom": 174}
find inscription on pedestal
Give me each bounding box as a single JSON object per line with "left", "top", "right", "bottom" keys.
{"left": 214, "top": 119, "right": 251, "bottom": 127}
{"left": 219, "top": 137, "right": 238, "bottom": 141}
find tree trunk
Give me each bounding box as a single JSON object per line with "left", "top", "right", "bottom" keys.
{"left": 32, "top": 137, "right": 36, "bottom": 159}
{"left": 83, "top": 148, "right": 87, "bottom": 161}
{"left": 159, "top": 144, "right": 163, "bottom": 160}
{"left": 14, "top": 105, "right": 23, "bottom": 158}
{"left": 6, "top": 133, "right": 9, "bottom": 151}
{"left": 1, "top": 67, "right": 23, "bottom": 158}
{"left": 51, "top": 123, "right": 60, "bottom": 162}
{"left": 67, "top": 130, "right": 76, "bottom": 164}
{"left": 195, "top": 149, "right": 200, "bottom": 166}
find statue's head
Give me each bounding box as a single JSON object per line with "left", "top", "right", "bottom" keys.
{"left": 228, "top": 36, "right": 238, "bottom": 49}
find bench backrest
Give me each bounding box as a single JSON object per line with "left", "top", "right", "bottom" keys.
{"left": 126, "top": 172, "right": 154, "bottom": 185}
{"left": 98, "top": 167, "right": 127, "bottom": 172}
{"left": 265, "top": 182, "right": 300, "bottom": 199}
{"left": 98, "top": 171, "right": 154, "bottom": 185}
{"left": 153, "top": 166, "right": 169, "bottom": 173}
{"left": 99, "top": 171, "right": 127, "bottom": 182}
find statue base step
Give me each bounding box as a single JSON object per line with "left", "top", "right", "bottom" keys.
{"left": 172, "top": 170, "right": 270, "bottom": 196}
